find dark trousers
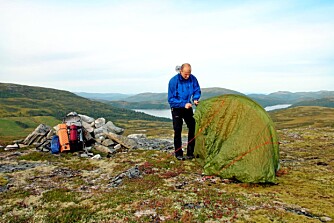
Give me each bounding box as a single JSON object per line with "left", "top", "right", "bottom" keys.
{"left": 171, "top": 107, "right": 196, "bottom": 157}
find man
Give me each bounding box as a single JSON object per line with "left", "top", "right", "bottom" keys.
{"left": 168, "top": 63, "right": 201, "bottom": 160}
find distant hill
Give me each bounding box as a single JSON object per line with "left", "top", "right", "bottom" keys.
{"left": 74, "top": 92, "right": 133, "bottom": 101}
{"left": 75, "top": 89, "right": 334, "bottom": 109}
{"left": 0, "top": 83, "right": 169, "bottom": 123}
{"left": 108, "top": 87, "right": 244, "bottom": 109}
{"left": 124, "top": 92, "right": 168, "bottom": 103}
{"left": 290, "top": 97, "right": 334, "bottom": 108}
{"left": 248, "top": 90, "right": 334, "bottom": 107}
{"left": 268, "top": 90, "right": 334, "bottom": 102}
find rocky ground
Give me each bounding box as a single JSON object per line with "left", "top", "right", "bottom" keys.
{"left": 0, "top": 124, "right": 333, "bottom": 222}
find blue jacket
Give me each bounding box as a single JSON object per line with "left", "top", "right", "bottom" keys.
{"left": 168, "top": 73, "right": 201, "bottom": 108}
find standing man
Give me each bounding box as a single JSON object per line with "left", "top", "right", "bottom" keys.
{"left": 168, "top": 63, "right": 201, "bottom": 160}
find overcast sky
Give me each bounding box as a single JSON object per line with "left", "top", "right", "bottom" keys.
{"left": 0, "top": 0, "right": 333, "bottom": 94}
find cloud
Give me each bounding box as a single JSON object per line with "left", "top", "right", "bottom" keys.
{"left": 0, "top": 0, "right": 333, "bottom": 93}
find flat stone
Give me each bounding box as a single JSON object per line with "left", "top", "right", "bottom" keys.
{"left": 42, "top": 148, "right": 50, "bottom": 152}
{"left": 127, "top": 134, "right": 147, "bottom": 139}
{"left": 91, "top": 154, "right": 101, "bottom": 160}
{"left": 114, "top": 144, "right": 122, "bottom": 150}
{"left": 4, "top": 144, "right": 20, "bottom": 151}
{"left": 104, "top": 132, "right": 137, "bottom": 150}
{"left": 94, "top": 126, "right": 108, "bottom": 136}
{"left": 80, "top": 153, "right": 89, "bottom": 158}
{"left": 95, "top": 145, "right": 111, "bottom": 154}
{"left": 46, "top": 129, "right": 55, "bottom": 139}
{"left": 82, "top": 121, "right": 94, "bottom": 133}
{"left": 320, "top": 217, "right": 332, "bottom": 222}
{"left": 102, "top": 139, "right": 115, "bottom": 147}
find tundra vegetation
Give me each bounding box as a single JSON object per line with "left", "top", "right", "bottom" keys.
{"left": 0, "top": 106, "right": 333, "bottom": 222}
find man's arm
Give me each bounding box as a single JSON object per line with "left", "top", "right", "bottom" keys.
{"left": 168, "top": 77, "right": 186, "bottom": 108}
{"left": 192, "top": 76, "right": 201, "bottom": 103}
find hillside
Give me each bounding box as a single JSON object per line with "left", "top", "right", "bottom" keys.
{"left": 0, "top": 82, "right": 169, "bottom": 121}
{"left": 0, "top": 83, "right": 171, "bottom": 143}
{"left": 108, "top": 87, "right": 243, "bottom": 109}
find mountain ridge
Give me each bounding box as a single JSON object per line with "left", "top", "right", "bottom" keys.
{"left": 78, "top": 88, "right": 334, "bottom": 109}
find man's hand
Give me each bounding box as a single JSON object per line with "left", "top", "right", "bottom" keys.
{"left": 185, "top": 103, "right": 192, "bottom": 109}
{"left": 194, "top": 100, "right": 199, "bottom": 106}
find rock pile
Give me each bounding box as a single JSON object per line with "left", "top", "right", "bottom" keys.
{"left": 7, "top": 112, "right": 174, "bottom": 156}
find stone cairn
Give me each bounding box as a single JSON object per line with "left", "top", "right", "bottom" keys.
{"left": 5, "top": 112, "right": 173, "bottom": 157}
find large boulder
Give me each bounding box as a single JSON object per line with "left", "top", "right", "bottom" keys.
{"left": 78, "top": 114, "right": 95, "bottom": 124}
{"left": 105, "top": 121, "right": 124, "bottom": 135}
{"left": 94, "top": 118, "right": 106, "bottom": 128}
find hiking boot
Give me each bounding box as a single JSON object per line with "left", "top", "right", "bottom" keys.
{"left": 176, "top": 156, "right": 185, "bottom": 161}
{"left": 185, "top": 155, "right": 195, "bottom": 160}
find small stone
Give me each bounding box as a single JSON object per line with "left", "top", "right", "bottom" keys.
{"left": 170, "top": 161, "right": 175, "bottom": 164}
{"left": 4, "top": 144, "right": 20, "bottom": 151}
{"left": 85, "top": 146, "right": 92, "bottom": 151}
{"left": 127, "top": 134, "right": 147, "bottom": 139}
{"left": 80, "top": 154, "right": 89, "bottom": 158}
{"left": 42, "top": 148, "right": 49, "bottom": 152}
{"left": 18, "top": 144, "right": 28, "bottom": 148}
{"left": 114, "top": 144, "right": 122, "bottom": 150}
{"left": 91, "top": 154, "right": 101, "bottom": 160}
{"left": 320, "top": 217, "right": 332, "bottom": 222}
{"left": 127, "top": 166, "right": 141, "bottom": 178}
{"left": 134, "top": 209, "right": 157, "bottom": 218}
{"left": 95, "top": 145, "right": 111, "bottom": 154}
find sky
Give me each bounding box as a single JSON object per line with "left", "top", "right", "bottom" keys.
{"left": 0, "top": 0, "right": 334, "bottom": 94}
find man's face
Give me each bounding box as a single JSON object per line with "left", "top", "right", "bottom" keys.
{"left": 180, "top": 66, "right": 191, "bottom": 80}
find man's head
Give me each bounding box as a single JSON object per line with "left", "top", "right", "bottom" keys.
{"left": 180, "top": 63, "right": 191, "bottom": 80}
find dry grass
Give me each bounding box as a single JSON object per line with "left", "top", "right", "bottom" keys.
{"left": 1, "top": 106, "right": 334, "bottom": 222}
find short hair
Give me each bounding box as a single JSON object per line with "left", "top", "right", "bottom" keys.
{"left": 181, "top": 63, "right": 191, "bottom": 71}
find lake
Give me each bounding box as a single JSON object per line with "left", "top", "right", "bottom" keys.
{"left": 134, "top": 104, "right": 291, "bottom": 119}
